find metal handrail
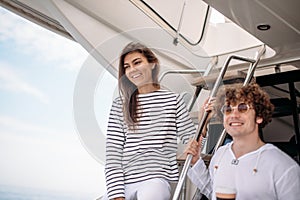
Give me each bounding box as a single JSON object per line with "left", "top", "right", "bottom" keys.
{"left": 172, "top": 45, "right": 266, "bottom": 200}
{"left": 158, "top": 69, "right": 205, "bottom": 83}
{"left": 187, "top": 56, "right": 218, "bottom": 111}
{"left": 213, "top": 45, "right": 266, "bottom": 154}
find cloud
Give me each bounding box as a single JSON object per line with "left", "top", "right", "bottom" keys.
{"left": 0, "top": 62, "right": 49, "bottom": 103}
{"left": 0, "top": 7, "right": 105, "bottom": 196}
{"left": 0, "top": 115, "right": 52, "bottom": 135}
{"left": 0, "top": 7, "right": 88, "bottom": 72}
{"left": 0, "top": 115, "right": 105, "bottom": 196}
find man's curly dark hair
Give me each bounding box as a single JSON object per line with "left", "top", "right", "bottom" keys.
{"left": 215, "top": 83, "right": 274, "bottom": 128}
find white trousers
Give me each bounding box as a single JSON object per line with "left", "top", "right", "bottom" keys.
{"left": 102, "top": 178, "right": 171, "bottom": 200}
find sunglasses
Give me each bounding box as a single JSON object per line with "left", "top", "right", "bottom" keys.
{"left": 221, "top": 103, "right": 251, "bottom": 115}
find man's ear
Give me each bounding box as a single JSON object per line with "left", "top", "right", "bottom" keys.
{"left": 256, "top": 117, "right": 263, "bottom": 124}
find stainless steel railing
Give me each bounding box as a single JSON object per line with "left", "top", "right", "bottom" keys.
{"left": 173, "top": 45, "right": 266, "bottom": 200}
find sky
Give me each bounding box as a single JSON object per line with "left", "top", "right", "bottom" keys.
{"left": 0, "top": 6, "right": 117, "bottom": 198}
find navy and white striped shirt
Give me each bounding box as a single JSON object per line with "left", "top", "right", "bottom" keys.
{"left": 105, "top": 90, "right": 196, "bottom": 199}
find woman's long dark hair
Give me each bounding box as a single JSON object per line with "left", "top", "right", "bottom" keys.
{"left": 118, "top": 42, "right": 160, "bottom": 127}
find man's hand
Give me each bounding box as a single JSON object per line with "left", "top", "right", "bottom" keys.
{"left": 183, "top": 139, "right": 201, "bottom": 165}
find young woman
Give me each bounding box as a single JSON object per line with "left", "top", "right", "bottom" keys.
{"left": 103, "top": 42, "right": 196, "bottom": 200}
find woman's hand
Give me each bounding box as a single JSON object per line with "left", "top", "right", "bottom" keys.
{"left": 198, "top": 98, "right": 216, "bottom": 137}
{"left": 199, "top": 98, "right": 215, "bottom": 118}
{"left": 114, "top": 198, "right": 125, "bottom": 200}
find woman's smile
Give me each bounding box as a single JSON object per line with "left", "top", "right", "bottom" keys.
{"left": 124, "top": 52, "right": 154, "bottom": 92}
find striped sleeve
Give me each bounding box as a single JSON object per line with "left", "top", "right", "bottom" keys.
{"left": 105, "top": 97, "right": 126, "bottom": 199}
{"left": 175, "top": 94, "right": 196, "bottom": 143}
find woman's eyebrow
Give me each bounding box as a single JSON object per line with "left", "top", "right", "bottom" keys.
{"left": 132, "top": 57, "right": 142, "bottom": 62}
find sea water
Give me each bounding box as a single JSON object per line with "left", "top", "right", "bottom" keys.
{"left": 0, "top": 185, "right": 97, "bottom": 200}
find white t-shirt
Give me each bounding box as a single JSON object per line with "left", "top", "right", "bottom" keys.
{"left": 188, "top": 142, "right": 300, "bottom": 200}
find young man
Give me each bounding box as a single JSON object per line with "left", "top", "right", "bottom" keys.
{"left": 186, "top": 83, "right": 300, "bottom": 200}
